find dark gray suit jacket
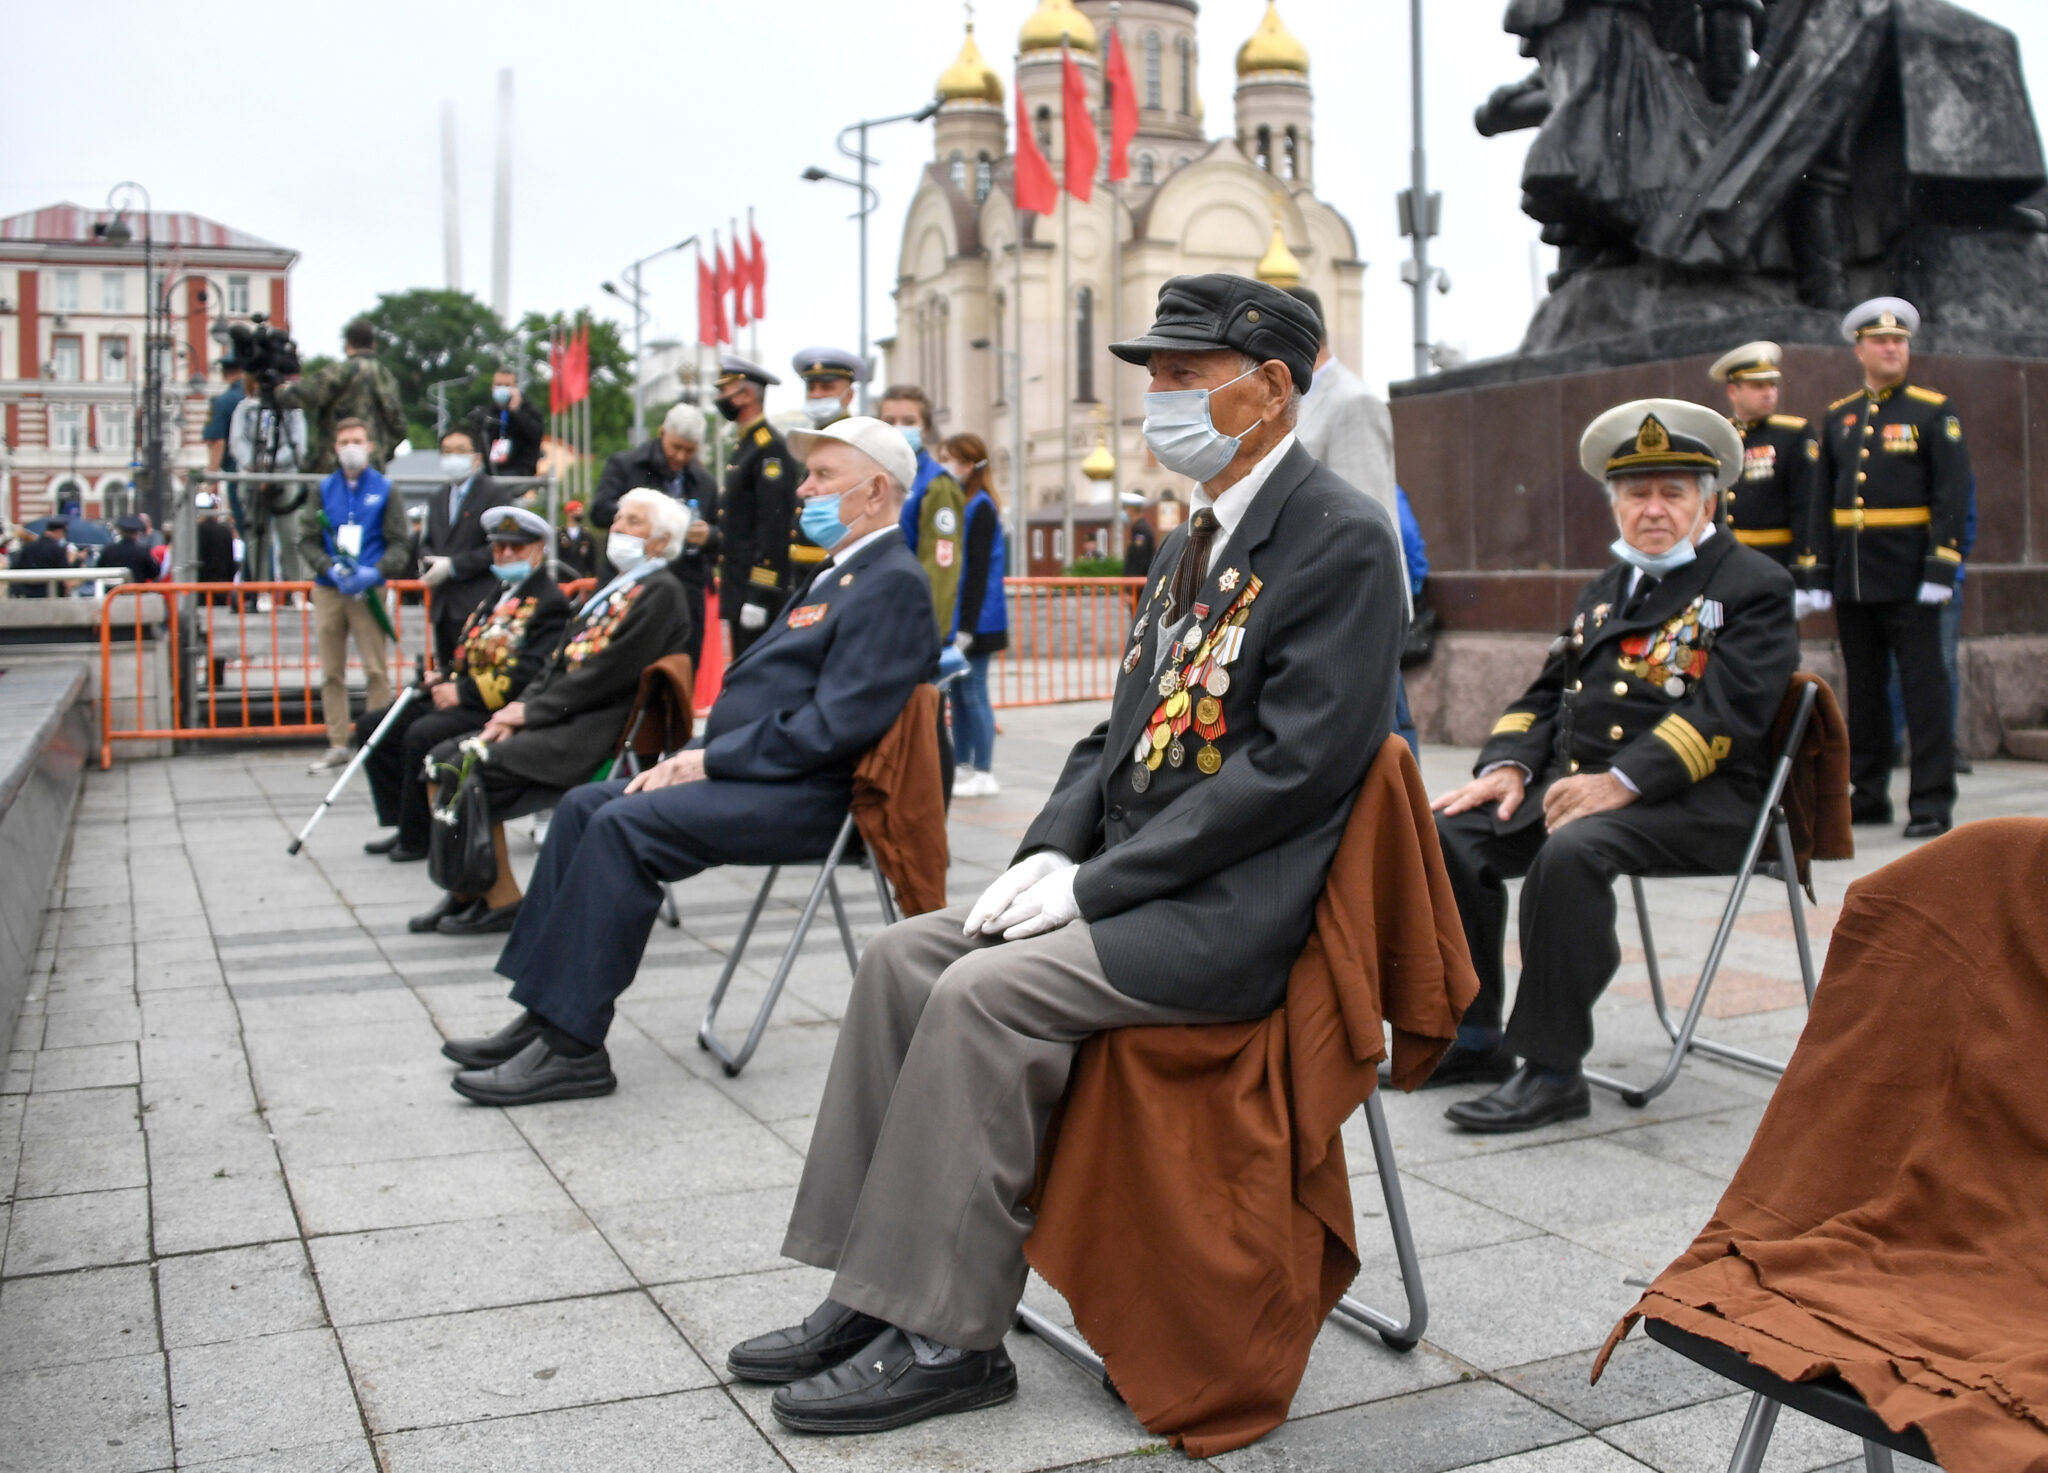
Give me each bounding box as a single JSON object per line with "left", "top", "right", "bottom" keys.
{"left": 427, "top": 474, "right": 516, "bottom": 635}
{"left": 1018, "top": 441, "right": 1407, "bottom": 1016}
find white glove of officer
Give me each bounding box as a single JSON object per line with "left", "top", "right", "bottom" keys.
{"left": 964, "top": 850, "right": 1073, "bottom": 938}
{"left": 993, "top": 864, "right": 1081, "bottom": 940}
{"left": 739, "top": 603, "right": 768, "bottom": 630}
{"left": 1916, "top": 582, "right": 1954, "bottom": 606}
{"left": 1793, "top": 589, "right": 1833, "bottom": 620}
{"left": 954, "top": 631, "right": 975, "bottom": 653}
{"left": 421, "top": 556, "right": 454, "bottom": 588}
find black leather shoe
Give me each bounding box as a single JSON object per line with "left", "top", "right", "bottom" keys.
{"left": 770, "top": 1328, "right": 1017, "bottom": 1434}
{"left": 450, "top": 1037, "right": 615, "bottom": 1106}
{"left": 1444, "top": 1064, "right": 1591, "bottom": 1134}
{"left": 1955, "top": 753, "right": 1974, "bottom": 775}
{"left": 387, "top": 841, "right": 429, "bottom": 863}
{"left": 364, "top": 832, "right": 400, "bottom": 855}
{"left": 1416, "top": 1039, "right": 1518, "bottom": 1091}
{"left": 441, "top": 1011, "right": 545, "bottom": 1070}
{"left": 728, "top": 1299, "right": 892, "bottom": 1385}
{"left": 409, "top": 894, "right": 472, "bottom": 933}
{"left": 1902, "top": 815, "right": 1952, "bottom": 840}
{"left": 439, "top": 900, "right": 521, "bottom": 936}
{"left": 1850, "top": 801, "right": 1894, "bottom": 827}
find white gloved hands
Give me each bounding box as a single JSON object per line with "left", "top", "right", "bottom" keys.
{"left": 1793, "top": 589, "right": 1834, "bottom": 619}
{"left": 993, "top": 864, "right": 1081, "bottom": 940}
{"left": 421, "top": 556, "right": 454, "bottom": 588}
{"left": 738, "top": 602, "right": 768, "bottom": 630}
{"left": 954, "top": 630, "right": 975, "bottom": 653}
{"left": 964, "top": 850, "right": 1072, "bottom": 938}
{"left": 1916, "top": 581, "right": 1955, "bottom": 606}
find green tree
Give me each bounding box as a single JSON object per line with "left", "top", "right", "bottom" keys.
{"left": 514, "top": 311, "right": 635, "bottom": 460}
{"left": 359, "top": 290, "right": 511, "bottom": 448}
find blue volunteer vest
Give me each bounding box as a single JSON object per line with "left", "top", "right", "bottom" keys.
{"left": 317, "top": 467, "right": 393, "bottom": 586}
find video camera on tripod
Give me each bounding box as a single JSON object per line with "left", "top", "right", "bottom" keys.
{"left": 224, "top": 313, "right": 301, "bottom": 394}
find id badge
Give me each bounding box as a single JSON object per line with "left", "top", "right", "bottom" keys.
{"left": 491, "top": 437, "right": 511, "bottom": 465}
{"left": 336, "top": 523, "right": 364, "bottom": 558}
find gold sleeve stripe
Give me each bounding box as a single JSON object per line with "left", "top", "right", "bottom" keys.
{"left": 1491, "top": 712, "right": 1537, "bottom": 736}
{"left": 1934, "top": 546, "right": 1963, "bottom": 563}
{"left": 1832, "top": 506, "right": 1932, "bottom": 528}
{"left": 1732, "top": 527, "right": 1795, "bottom": 547}
{"left": 1653, "top": 714, "right": 1718, "bottom": 783}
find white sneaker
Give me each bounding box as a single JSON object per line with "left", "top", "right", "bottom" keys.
{"left": 956, "top": 769, "right": 999, "bottom": 798}
{"left": 307, "top": 746, "right": 350, "bottom": 773}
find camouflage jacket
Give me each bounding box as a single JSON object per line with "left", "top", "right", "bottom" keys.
{"left": 288, "top": 355, "right": 408, "bottom": 472}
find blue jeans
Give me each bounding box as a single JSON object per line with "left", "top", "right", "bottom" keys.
{"left": 1395, "top": 677, "right": 1418, "bottom": 758}
{"left": 952, "top": 652, "right": 997, "bottom": 770}
{"left": 1888, "top": 585, "right": 1963, "bottom": 748}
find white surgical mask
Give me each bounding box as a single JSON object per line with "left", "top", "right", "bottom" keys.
{"left": 802, "top": 399, "right": 843, "bottom": 428}
{"left": 1611, "top": 498, "right": 1710, "bottom": 578}
{"left": 337, "top": 443, "right": 370, "bottom": 476}
{"left": 439, "top": 453, "right": 475, "bottom": 480}
{"left": 1141, "top": 367, "right": 1261, "bottom": 483}
{"left": 605, "top": 532, "right": 648, "bottom": 571}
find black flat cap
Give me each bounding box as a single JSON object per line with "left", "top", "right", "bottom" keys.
{"left": 117, "top": 515, "right": 146, "bottom": 533}
{"left": 1109, "top": 273, "right": 1321, "bottom": 391}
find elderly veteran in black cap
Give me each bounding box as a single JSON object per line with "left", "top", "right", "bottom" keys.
{"left": 1708, "top": 341, "right": 1817, "bottom": 571}
{"left": 1803, "top": 297, "right": 1968, "bottom": 839}
{"left": 357, "top": 507, "right": 573, "bottom": 862}
{"left": 714, "top": 355, "right": 798, "bottom": 656}
{"left": 725, "top": 273, "right": 1406, "bottom": 1437}
{"left": 1429, "top": 400, "right": 1798, "bottom": 1133}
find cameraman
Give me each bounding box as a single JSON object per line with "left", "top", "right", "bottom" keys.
{"left": 228, "top": 358, "right": 311, "bottom": 585}
{"left": 286, "top": 319, "right": 407, "bottom": 472}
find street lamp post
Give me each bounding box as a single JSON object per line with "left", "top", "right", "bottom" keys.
{"left": 603, "top": 236, "right": 697, "bottom": 446}
{"left": 156, "top": 273, "right": 235, "bottom": 583}
{"left": 1397, "top": 0, "right": 1447, "bottom": 379}
{"left": 971, "top": 335, "right": 1027, "bottom": 575}
{"left": 803, "top": 101, "right": 939, "bottom": 415}
{"left": 95, "top": 183, "right": 162, "bottom": 524}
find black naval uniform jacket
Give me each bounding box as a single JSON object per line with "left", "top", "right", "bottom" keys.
{"left": 1725, "top": 413, "right": 1816, "bottom": 567}
{"left": 717, "top": 416, "right": 797, "bottom": 621}
{"left": 1477, "top": 532, "right": 1798, "bottom": 822}
{"left": 1804, "top": 382, "right": 1970, "bottom": 604}
{"left": 483, "top": 569, "right": 692, "bottom": 790}
{"left": 447, "top": 570, "right": 573, "bottom": 714}
{"left": 1019, "top": 441, "right": 1407, "bottom": 1018}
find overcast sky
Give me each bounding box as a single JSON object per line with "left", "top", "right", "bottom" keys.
{"left": 7, "top": 0, "right": 2046, "bottom": 411}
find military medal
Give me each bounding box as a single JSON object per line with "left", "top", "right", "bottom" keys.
{"left": 1167, "top": 739, "right": 1185, "bottom": 768}
{"left": 1664, "top": 677, "right": 1687, "bottom": 698}
{"left": 839, "top": 574, "right": 854, "bottom": 586}
{"left": 1196, "top": 743, "right": 1223, "bottom": 775}
{"left": 1205, "top": 667, "right": 1230, "bottom": 696}
{"left": 1130, "top": 613, "right": 1149, "bottom": 642}
{"left": 1195, "top": 695, "right": 1221, "bottom": 727}
{"left": 1593, "top": 602, "right": 1612, "bottom": 625}
{"left": 1131, "top": 762, "right": 1151, "bottom": 793}
{"left": 1122, "top": 646, "right": 1142, "bottom": 674}
{"left": 1158, "top": 667, "right": 1181, "bottom": 697}
{"left": 1218, "top": 568, "right": 1240, "bottom": 592}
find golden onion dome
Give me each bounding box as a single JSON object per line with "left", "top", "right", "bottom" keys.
{"left": 937, "top": 24, "right": 1003, "bottom": 104}
{"left": 1019, "top": 0, "right": 1097, "bottom": 55}
{"left": 1081, "top": 430, "right": 1117, "bottom": 482}
{"left": 1255, "top": 221, "right": 1303, "bottom": 288}
{"left": 1236, "top": 0, "right": 1309, "bottom": 76}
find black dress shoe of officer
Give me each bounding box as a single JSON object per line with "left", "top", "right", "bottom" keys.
{"left": 441, "top": 1010, "right": 545, "bottom": 1070}
{"left": 1850, "top": 800, "right": 1894, "bottom": 827}
{"left": 439, "top": 900, "right": 521, "bottom": 936}
{"left": 450, "top": 1037, "right": 615, "bottom": 1106}
{"left": 727, "top": 1299, "right": 892, "bottom": 1384}
{"left": 387, "top": 841, "right": 429, "bottom": 863}
{"left": 1444, "top": 1064, "right": 1591, "bottom": 1135}
{"left": 364, "top": 832, "right": 401, "bottom": 855}
{"left": 1416, "top": 1039, "right": 1518, "bottom": 1091}
{"left": 1902, "top": 815, "right": 1952, "bottom": 840}
{"left": 409, "top": 894, "right": 472, "bottom": 933}
{"left": 770, "top": 1327, "right": 1018, "bottom": 1434}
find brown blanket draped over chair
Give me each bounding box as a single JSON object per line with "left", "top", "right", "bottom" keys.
{"left": 1776, "top": 672, "right": 1853, "bottom": 897}
{"left": 1596, "top": 819, "right": 2048, "bottom": 1473}
{"left": 614, "top": 654, "right": 697, "bottom": 764}
{"left": 849, "top": 684, "right": 948, "bottom": 917}
{"left": 1023, "top": 736, "right": 1480, "bottom": 1457}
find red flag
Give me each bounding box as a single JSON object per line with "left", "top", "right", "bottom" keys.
{"left": 697, "top": 253, "right": 720, "bottom": 347}
{"left": 1061, "top": 44, "right": 1097, "bottom": 203}
{"left": 748, "top": 215, "right": 766, "bottom": 319}
{"left": 548, "top": 333, "right": 564, "bottom": 414}
{"left": 1105, "top": 26, "right": 1139, "bottom": 184}
{"left": 1013, "top": 79, "right": 1058, "bottom": 215}
{"left": 713, "top": 236, "right": 732, "bottom": 338}
{"left": 729, "top": 227, "right": 752, "bottom": 329}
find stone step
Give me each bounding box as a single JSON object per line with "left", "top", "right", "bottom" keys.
{"left": 2005, "top": 729, "right": 2048, "bottom": 762}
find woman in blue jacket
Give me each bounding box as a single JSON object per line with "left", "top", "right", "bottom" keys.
{"left": 937, "top": 434, "right": 1008, "bottom": 797}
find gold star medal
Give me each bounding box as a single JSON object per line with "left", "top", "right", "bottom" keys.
{"left": 1218, "top": 568, "right": 1241, "bottom": 592}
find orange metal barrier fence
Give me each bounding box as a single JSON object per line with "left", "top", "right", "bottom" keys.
{"left": 989, "top": 577, "right": 1145, "bottom": 709}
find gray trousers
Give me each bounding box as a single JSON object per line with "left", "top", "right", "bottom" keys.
{"left": 783, "top": 904, "right": 1243, "bottom": 1350}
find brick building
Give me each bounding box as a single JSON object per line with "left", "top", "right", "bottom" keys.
{"left": 0, "top": 204, "right": 297, "bottom": 522}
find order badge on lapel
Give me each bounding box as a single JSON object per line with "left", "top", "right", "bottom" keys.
{"left": 787, "top": 603, "right": 829, "bottom": 629}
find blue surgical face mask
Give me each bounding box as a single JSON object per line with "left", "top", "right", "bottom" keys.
{"left": 1610, "top": 493, "right": 1710, "bottom": 577}
{"left": 803, "top": 398, "right": 843, "bottom": 428}
{"left": 490, "top": 557, "right": 534, "bottom": 585}
{"left": 800, "top": 493, "right": 850, "bottom": 549}
{"left": 1141, "top": 366, "right": 1262, "bottom": 483}
{"left": 492, "top": 385, "right": 514, "bottom": 406}
{"left": 898, "top": 424, "right": 923, "bottom": 454}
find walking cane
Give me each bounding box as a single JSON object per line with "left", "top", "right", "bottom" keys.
{"left": 287, "top": 662, "right": 426, "bottom": 855}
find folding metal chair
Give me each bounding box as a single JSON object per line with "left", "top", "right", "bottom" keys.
{"left": 1017, "top": 1087, "right": 1431, "bottom": 1388}
{"left": 1588, "top": 679, "right": 1823, "bottom": 1109}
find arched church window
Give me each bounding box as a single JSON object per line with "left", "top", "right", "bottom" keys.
{"left": 1144, "top": 31, "right": 1161, "bottom": 110}
{"left": 1137, "top": 153, "right": 1155, "bottom": 186}
{"left": 975, "top": 151, "right": 993, "bottom": 203}
{"left": 1256, "top": 125, "right": 1272, "bottom": 172}
{"left": 1036, "top": 105, "right": 1053, "bottom": 152}
{"left": 949, "top": 151, "right": 967, "bottom": 191}
{"left": 1283, "top": 128, "right": 1299, "bottom": 180}
{"left": 1074, "top": 285, "right": 1095, "bottom": 403}
{"left": 1177, "top": 36, "right": 1191, "bottom": 114}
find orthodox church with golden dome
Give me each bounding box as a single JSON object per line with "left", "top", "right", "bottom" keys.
{"left": 887, "top": 0, "right": 1364, "bottom": 558}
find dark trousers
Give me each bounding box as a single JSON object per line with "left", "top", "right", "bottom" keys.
{"left": 1837, "top": 599, "right": 1954, "bottom": 821}
{"left": 679, "top": 576, "right": 707, "bottom": 668}
{"left": 728, "top": 616, "right": 766, "bottom": 659}
{"left": 1435, "top": 779, "right": 1752, "bottom": 1069}
{"left": 354, "top": 699, "right": 486, "bottom": 846}
{"left": 493, "top": 771, "right": 854, "bottom": 1046}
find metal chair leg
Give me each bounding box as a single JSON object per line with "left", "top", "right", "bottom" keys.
{"left": 658, "top": 882, "right": 680, "bottom": 929}
{"left": 871, "top": 857, "right": 898, "bottom": 926}
{"left": 1727, "top": 1393, "right": 1782, "bottom": 1473}
{"left": 1778, "top": 817, "right": 1818, "bottom": 1005}
{"left": 1014, "top": 1303, "right": 1113, "bottom": 1391}
{"left": 1862, "top": 1442, "right": 1897, "bottom": 1473}
{"left": 1330, "top": 1091, "right": 1428, "bottom": 1351}
{"left": 697, "top": 866, "right": 779, "bottom": 1062}
{"left": 826, "top": 873, "right": 859, "bottom": 975}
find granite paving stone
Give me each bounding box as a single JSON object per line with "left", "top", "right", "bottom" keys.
{"left": 0, "top": 1353, "right": 173, "bottom": 1472}
{"left": 14, "top": 1128, "right": 150, "bottom": 1197}
{"left": 168, "top": 1328, "right": 364, "bottom": 1464}
{"left": 27, "top": 1041, "right": 141, "bottom": 1092}
{"left": 289, "top": 1147, "right": 573, "bottom": 1235}
{"left": 5, "top": 1185, "right": 152, "bottom": 1273}
{"left": 308, "top": 1208, "right": 636, "bottom": 1325}
{"left": 374, "top": 1387, "right": 789, "bottom": 1473}
{"left": 156, "top": 1241, "right": 328, "bottom": 1348}
{"left": 0, "top": 1263, "right": 159, "bottom": 1371}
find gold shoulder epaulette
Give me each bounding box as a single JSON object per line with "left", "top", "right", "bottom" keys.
{"left": 1904, "top": 385, "right": 1948, "bottom": 405}
{"left": 1827, "top": 392, "right": 1862, "bottom": 411}
{"left": 753, "top": 425, "right": 772, "bottom": 446}
{"left": 1766, "top": 414, "right": 1808, "bottom": 429}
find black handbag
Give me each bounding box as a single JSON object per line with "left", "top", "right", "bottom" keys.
{"left": 428, "top": 754, "right": 498, "bottom": 896}
{"left": 1401, "top": 582, "right": 1440, "bottom": 670}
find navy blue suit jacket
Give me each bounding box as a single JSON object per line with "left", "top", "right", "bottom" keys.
{"left": 700, "top": 529, "right": 939, "bottom": 786}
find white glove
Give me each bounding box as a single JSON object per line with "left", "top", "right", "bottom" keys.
{"left": 738, "top": 602, "right": 768, "bottom": 631}
{"left": 1916, "top": 581, "right": 1954, "bottom": 606}
{"left": 964, "top": 850, "right": 1072, "bottom": 937}
{"left": 994, "top": 864, "right": 1081, "bottom": 941}
{"left": 1793, "top": 589, "right": 1833, "bottom": 619}
{"left": 421, "top": 556, "right": 454, "bottom": 588}
{"left": 954, "top": 631, "right": 975, "bottom": 652}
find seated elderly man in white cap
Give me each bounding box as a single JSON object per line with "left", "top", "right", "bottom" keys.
{"left": 1429, "top": 400, "right": 1799, "bottom": 1133}
{"left": 439, "top": 419, "right": 939, "bottom": 1107}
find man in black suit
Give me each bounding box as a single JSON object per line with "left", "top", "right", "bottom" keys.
{"left": 96, "top": 517, "right": 160, "bottom": 586}
{"left": 592, "top": 404, "right": 721, "bottom": 666}
{"left": 11, "top": 520, "right": 71, "bottom": 596}
{"left": 438, "top": 417, "right": 939, "bottom": 1103}
{"left": 1430, "top": 399, "right": 1798, "bottom": 1133}
{"left": 418, "top": 428, "right": 514, "bottom": 670}
{"left": 725, "top": 276, "right": 1406, "bottom": 1436}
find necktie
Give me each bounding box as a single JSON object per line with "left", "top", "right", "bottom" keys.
{"left": 1171, "top": 509, "right": 1220, "bottom": 616}
{"left": 1624, "top": 574, "right": 1658, "bottom": 618}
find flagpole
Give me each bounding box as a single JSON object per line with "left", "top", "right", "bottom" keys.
{"left": 1013, "top": 202, "right": 1027, "bottom": 577}
{"left": 747, "top": 206, "right": 760, "bottom": 362}
{"left": 1060, "top": 35, "right": 1075, "bottom": 574}
{"left": 1107, "top": 3, "right": 1125, "bottom": 560}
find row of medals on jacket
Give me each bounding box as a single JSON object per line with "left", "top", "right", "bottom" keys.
{"left": 1125, "top": 573, "right": 1265, "bottom": 794}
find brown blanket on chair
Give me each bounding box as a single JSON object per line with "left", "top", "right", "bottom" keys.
{"left": 1776, "top": 671, "right": 1852, "bottom": 895}
{"left": 1596, "top": 819, "right": 2048, "bottom": 1473}
{"left": 1022, "top": 736, "right": 1479, "bottom": 1457}
{"left": 850, "top": 684, "right": 948, "bottom": 916}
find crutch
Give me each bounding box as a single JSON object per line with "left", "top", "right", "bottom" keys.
{"left": 287, "top": 677, "right": 423, "bottom": 855}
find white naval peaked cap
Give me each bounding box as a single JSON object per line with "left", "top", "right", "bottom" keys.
{"left": 1579, "top": 398, "right": 1744, "bottom": 494}
{"left": 1841, "top": 297, "right": 1920, "bottom": 342}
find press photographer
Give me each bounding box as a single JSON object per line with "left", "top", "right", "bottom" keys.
{"left": 224, "top": 315, "right": 309, "bottom": 583}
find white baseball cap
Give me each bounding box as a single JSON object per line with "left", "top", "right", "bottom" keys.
{"left": 787, "top": 415, "right": 918, "bottom": 494}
